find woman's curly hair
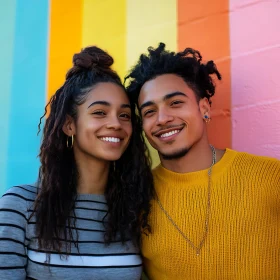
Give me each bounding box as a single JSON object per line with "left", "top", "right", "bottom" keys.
{"left": 32, "top": 46, "right": 154, "bottom": 253}
{"left": 125, "top": 42, "right": 222, "bottom": 106}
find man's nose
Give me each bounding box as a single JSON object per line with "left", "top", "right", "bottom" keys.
{"left": 156, "top": 109, "right": 174, "bottom": 126}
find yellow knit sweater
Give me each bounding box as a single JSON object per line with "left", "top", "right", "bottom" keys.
{"left": 142, "top": 149, "right": 280, "bottom": 280}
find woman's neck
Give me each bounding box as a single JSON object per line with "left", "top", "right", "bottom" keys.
{"left": 75, "top": 155, "right": 110, "bottom": 195}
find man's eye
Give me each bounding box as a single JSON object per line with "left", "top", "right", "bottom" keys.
{"left": 171, "top": 100, "right": 183, "bottom": 105}
{"left": 143, "top": 110, "right": 155, "bottom": 117}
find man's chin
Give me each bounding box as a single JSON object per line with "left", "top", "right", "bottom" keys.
{"left": 159, "top": 147, "right": 189, "bottom": 160}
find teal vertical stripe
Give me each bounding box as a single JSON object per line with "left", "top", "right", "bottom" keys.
{"left": 0, "top": 1, "right": 17, "bottom": 195}
{"left": 7, "top": 0, "right": 49, "bottom": 190}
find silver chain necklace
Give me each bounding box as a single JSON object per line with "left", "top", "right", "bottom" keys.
{"left": 156, "top": 145, "right": 216, "bottom": 256}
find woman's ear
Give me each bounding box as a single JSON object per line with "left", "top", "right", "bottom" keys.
{"left": 62, "top": 115, "right": 76, "bottom": 136}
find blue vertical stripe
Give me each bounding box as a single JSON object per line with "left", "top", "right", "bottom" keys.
{"left": 7, "top": 0, "right": 49, "bottom": 189}
{"left": 0, "top": 1, "right": 17, "bottom": 195}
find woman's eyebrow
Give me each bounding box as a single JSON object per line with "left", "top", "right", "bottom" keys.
{"left": 87, "top": 101, "right": 110, "bottom": 109}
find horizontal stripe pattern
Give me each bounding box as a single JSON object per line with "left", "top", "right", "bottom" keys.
{"left": 0, "top": 185, "right": 142, "bottom": 279}
{"left": 28, "top": 249, "right": 142, "bottom": 267}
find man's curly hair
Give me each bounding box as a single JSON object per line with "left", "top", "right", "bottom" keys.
{"left": 125, "top": 42, "right": 222, "bottom": 106}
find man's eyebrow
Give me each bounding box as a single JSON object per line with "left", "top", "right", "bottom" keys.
{"left": 139, "top": 101, "right": 155, "bottom": 112}
{"left": 87, "top": 101, "right": 110, "bottom": 109}
{"left": 139, "top": 91, "right": 187, "bottom": 112}
{"left": 163, "top": 91, "right": 187, "bottom": 101}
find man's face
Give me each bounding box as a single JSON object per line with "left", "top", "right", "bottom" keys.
{"left": 138, "top": 74, "right": 209, "bottom": 160}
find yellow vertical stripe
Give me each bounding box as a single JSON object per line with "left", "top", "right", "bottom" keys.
{"left": 47, "top": 0, "right": 83, "bottom": 101}
{"left": 82, "top": 0, "right": 127, "bottom": 80}
{"left": 126, "top": 0, "right": 177, "bottom": 166}
{"left": 126, "top": 0, "right": 177, "bottom": 68}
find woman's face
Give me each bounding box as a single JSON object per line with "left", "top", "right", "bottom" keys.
{"left": 68, "top": 82, "right": 132, "bottom": 162}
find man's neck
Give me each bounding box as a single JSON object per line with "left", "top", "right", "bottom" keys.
{"left": 160, "top": 141, "right": 215, "bottom": 173}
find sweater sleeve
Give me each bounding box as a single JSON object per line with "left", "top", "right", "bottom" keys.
{"left": 0, "top": 186, "right": 28, "bottom": 279}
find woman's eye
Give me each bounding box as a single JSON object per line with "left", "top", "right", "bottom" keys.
{"left": 92, "top": 110, "right": 106, "bottom": 116}
{"left": 120, "top": 113, "right": 131, "bottom": 119}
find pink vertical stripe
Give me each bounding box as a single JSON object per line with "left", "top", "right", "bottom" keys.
{"left": 230, "top": 0, "right": 280, "bottom": 158}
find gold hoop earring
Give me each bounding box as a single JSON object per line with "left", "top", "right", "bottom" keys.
{"left": 66, "top": 135, "right": 74, "bottom": 149}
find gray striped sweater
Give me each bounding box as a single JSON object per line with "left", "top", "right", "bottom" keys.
{"left": 0, "top": 185, "right": 142, "bottom": 280}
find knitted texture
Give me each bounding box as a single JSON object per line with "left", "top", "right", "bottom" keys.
{"left": 142, "top": 149, "right": 280, "bottom": 280}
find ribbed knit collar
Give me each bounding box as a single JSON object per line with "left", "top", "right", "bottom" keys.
{"left": 153, "top": 148, "right": 237, "bottom": 185}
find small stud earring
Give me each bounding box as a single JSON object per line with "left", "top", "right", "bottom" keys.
{"left": 204, "top": 115, "right": 211, "bottom": 123}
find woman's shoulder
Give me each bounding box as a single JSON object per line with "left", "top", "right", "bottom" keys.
{"left": 3, "top": 184, "right": 38, "bottom": 198}
{"left": 1, "top": 184, "right": 38, "bottom": 211}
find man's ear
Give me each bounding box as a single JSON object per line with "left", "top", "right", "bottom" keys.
{"left": 62, "top": 115, "right": 76, "bottom": 136}
{"left": 199, "top": 97, "right": 211, "bottom": 119}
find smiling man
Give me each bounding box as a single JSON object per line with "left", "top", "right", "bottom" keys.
{"left": 126, "top": 43, "right": 280, "bottom": 280}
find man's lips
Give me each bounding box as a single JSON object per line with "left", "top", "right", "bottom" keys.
{"left": 158, "top": 129, "right": 181, "bottom": 139}
{"left": 152, "top": 124, "right": 185, "bottom": 138}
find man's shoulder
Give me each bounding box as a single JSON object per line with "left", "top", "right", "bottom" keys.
{"left": 233, "top": 149, "right": 279, "bottom": 165}
{"left": 231, "top": 149, "right": 280, "bottom": 181}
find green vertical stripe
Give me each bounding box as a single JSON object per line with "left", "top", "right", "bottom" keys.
{"left": 0, "top": 0, "right": 17, "bottom": 195}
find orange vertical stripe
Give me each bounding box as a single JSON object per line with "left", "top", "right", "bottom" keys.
{"left": 177, "top": 0, "right": 231, "bottom": 148}
{"left": 47, "top": 0, "right": 83, "bottom": 101}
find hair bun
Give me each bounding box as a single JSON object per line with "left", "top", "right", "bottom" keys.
{"left": 73, "top": 46, "right": 114, "bottom": 70}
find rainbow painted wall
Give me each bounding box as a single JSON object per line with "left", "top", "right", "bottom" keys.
{"left": 1, "top": 0, "right": 279, "bottom": 195}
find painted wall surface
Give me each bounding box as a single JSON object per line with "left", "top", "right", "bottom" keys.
{"left": 0, "top": 0, "right": 279, "bottom": 195}
{"left": 0, "top": 0, "right": 16, "bottom": 193}
{"left": 0, "top": 0, "right": 49, "bottom": 194}
{"left": 178, "top": 0, "right": 232, "bottom": 150}
{"left": 230, "top": 0, "right": 280, "bottom": 158}
{"left": 126, "top": 0, "right": 177, "bottom": 166}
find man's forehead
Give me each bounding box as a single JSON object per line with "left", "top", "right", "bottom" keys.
{"left": 138, "top": 74, "right": 190, "bottom": 105}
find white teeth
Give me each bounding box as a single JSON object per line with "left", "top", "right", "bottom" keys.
{"left": 160, "top": 130, "right": 180, "bottom": 138}
{"left": 100, "top": 137, "right": 120, "bottom": 143}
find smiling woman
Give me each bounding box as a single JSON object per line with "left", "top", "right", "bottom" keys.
{"left": 64, "top": 82, "right": 132, "bottom": 166}
{"left": 0, "top": 46, "right": 154, "bottom": 280}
